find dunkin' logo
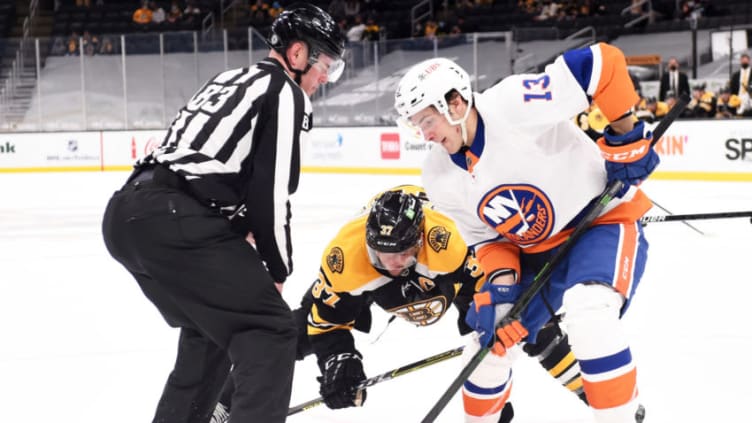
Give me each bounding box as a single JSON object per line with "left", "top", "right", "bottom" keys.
{"left": 477, "top": 184, "right": 554, "bottom": 246}
{"left": 380, "top": 132, "right": 400, "bottom": 159}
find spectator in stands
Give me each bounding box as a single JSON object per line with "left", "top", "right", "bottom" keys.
{"left": 534, "top": 1, "right": 560, "bottom": 21}
{"left": 729, "top": 53, "right": 750, "bottom": 114}
{"left": 328, "top": 0, "right": 347, "bottom": 20}
{"left": 363, "top": 16, "right": 380, "bottom": 41}
{"left": 346, "top": 14, "right": 366, "bottom": 42}
{"left": 423, "top": 19, "right": 438, "bottom": 39}
{"left": 715, "top": 86, "right": 742, "bottom": 118}
{"left": 51, "top": 36, "right": 66, "bottom": 56}
{"left": 133, "top": 1, "right": 153, "bottom": 25}
{"left": 268, "top": 1, "right": 283, "bottom": 19}
{"left": 66, "top": 32, "right": 80, "bottom": 56}
{"left": 635, "top": 96, "right": 669, "bottom": 123}
{"left": 518, "top": 0, "right": 536, "bottom": 14}
{"left": 76, "top": 0, "right": 91, "bottom": 8}
{"left": 679, "top": 0, "right": 704, "bottom": 20}
{"left": 659, "top": 57, "right": 690, "bottom": 101}
{"left": 184, "top": 0, "right": 200, "bottom": 15}
{"left": 684, "top": 83, "right": 716, "bottom": 118}
{"left": 82, "top": 30, "right": 99, "bottom": 56}
{"left": 100, "top": 36, "right": 115, "bottom": 55}
{"left": 167, "top": 0, "right": 183, "bottom": 24}
{"left": 344, "top": 0, "right": 360, "bottom": 18}
{"left": 250, "top": 0, "right": 270, "bottom": 17}
{"left": 151, "top": 1, "right": 166, "bottom": 25}
{"left": 664, "top": 90, "right": 678, "bottom": 111}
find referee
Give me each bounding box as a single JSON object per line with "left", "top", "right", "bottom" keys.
{"left": 101, "top": 4, "right": 345, "bottom": 423}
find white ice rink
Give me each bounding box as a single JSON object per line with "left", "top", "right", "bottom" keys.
{"left": 2, "top": 170, "right": 751, "bottom": 423}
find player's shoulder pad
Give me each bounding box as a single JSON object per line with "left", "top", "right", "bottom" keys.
{"left": 320, "top": 214, "right": 384, "bottom": 293}
{"left": 419, "top": 207, "right": 469, "bottom": 273}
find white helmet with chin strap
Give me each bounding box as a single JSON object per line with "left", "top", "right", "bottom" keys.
{"left": 394, "top": 57, "right": 473, "bottom": 143}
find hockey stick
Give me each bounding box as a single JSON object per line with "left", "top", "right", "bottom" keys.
{"left": 649, "top": 199, "right": 705, "bottom": 235}
{"left": 640, "top": 210, "right": 752, "bottom": 224}
{"left": 420, "top": 95, "right": 690, "bottom": 423}
{"left": 287, "top": 345, "right": 464, "bottom": 416}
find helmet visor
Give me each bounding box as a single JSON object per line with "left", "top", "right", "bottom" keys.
{"left": 311, "top": 53, "right": 345, "bottom": 83}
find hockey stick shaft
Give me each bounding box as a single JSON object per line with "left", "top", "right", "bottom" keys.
{"left": 640, "top": 210, "right": 752, "bottom": 223}
{"left": 420, "top": 180, "right": 624, "bottom": 423}
{"left": 287, "top": 346, "right": 464, "bottom": 416}
{"left": 420, "top": 94, "right": 689, "bottom": 423}
{"left": 649, "top": 200, "right": 705, "bottom": 234}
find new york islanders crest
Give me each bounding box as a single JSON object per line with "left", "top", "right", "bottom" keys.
{"left": 477, "top": 184, "right": 555, "bottom": 246}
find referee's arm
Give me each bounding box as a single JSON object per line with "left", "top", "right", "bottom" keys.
{"left": 244, "top": 79, "right": 305, "bottom": 283}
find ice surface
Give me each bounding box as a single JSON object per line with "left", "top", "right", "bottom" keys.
{"left": 1, "top": 171, "right": 750, "bottom": 422}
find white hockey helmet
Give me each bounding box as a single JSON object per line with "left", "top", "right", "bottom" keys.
{"left": 394, "top": 57, "right": 473, "bottom": 129}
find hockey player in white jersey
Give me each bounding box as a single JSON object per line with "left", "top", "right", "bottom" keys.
{"left": 395, "top": 43, "right": 657, "bottom": 422}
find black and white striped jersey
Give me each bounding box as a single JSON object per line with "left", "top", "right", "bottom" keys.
{"left": 139, "top": 57, "right": 312, "bottom": 283}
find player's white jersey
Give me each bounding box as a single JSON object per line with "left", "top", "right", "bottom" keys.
{"left": 423, "top": 43, "right": 652, "bottom": 257}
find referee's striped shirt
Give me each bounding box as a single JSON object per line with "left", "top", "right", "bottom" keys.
{"left": 139, "top": 57, "right": 312, "bottom": 283}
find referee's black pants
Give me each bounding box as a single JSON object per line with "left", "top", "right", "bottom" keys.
{"left": 102, "top": 172, "right": 296, "bottom": 423}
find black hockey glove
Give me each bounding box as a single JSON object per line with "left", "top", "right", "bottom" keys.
{"left": 317, "top": 351, "right": 367, "bottom": 409}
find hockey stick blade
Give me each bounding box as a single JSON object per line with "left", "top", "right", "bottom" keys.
{"left": 641, "top": 210, "right": 752, "bottom": 224}
{"left": 420, "top": 95, "right": 690, "bottom": 423}
{"left": 287, "top": 346, "right": 464, "bottom": 416}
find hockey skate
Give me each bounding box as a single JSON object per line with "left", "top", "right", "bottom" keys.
{"left": 498, "top": 402, "right": 514, "bottom": 423}
{"left": 635, "top": 404, "right": 646, "bottom": 422}
{"left": 210, "top": 402, "right": 229, "bottom": 423}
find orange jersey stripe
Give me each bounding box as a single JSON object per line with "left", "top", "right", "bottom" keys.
{"left": 523, "top": 189, "right": 651, "bottom": 254}
{"left": 582, "top": 367, "right": 638, "bottom": 409}
{"left": 613, "top": 223, "right": 639, "bottom": 297}
{"left": 465, "top": 149, "right": 480, "bottom": 173}
{"left": 463, "top": 382, "right": 512, "bottom": 417}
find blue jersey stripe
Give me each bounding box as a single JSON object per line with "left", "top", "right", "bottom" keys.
{"left": 563, "top": 46, "right": 594, "bottom": 93}
{"left": 463, "top": 378, "right": 509, "bottom": 395}
{"left": 579, "top": 348, "right": 632, "bottom": 375}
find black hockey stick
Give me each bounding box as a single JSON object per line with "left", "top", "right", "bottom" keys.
{"left": 420, "top": 182, "right": 624, "bottom": 423}
{"left": 287, "top": 345, "right": 464, "bottom": 416}
{"left": 649, "top": 200, "right": 705, "bottom": 235}
{"left": 420, "top": 95, "right": 690, "bottom": 423}
{"left": 640, "top": 210, "right": 752, "bottom": 224}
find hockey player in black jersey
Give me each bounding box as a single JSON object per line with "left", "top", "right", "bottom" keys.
{"left": 211, "top": 186, "right": 588, "bottom": 422}
{"left": 102, "top": 4, "right": 345, "bottom": 423}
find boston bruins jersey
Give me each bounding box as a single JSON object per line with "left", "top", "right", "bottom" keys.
{"left": 306, "top": 191, "right": 485, "bottom": 359}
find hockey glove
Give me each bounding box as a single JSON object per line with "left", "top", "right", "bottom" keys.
{"left": 318, "top": 351, "right": 367, "bottom": 409}
{"left": 465, "top": 281, "right": 523, "bottom": 348}
{"left": 596, "top": 120, "right": 659, "bottom": 195}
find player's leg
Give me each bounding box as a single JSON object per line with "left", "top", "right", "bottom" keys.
{"left": 152, "top": 328, "right": 232, "bottom": 423}
{"left": 104, "top": 185, "right": 233, "bottom": 423}
{"left": 210, "top": 303, "right": 311, "bottom": 423}
{"left": 124, "top": 186, "right": 296, "bottom": 422}
{"left": 462, "top": 338, "right": 520, "bottom": 423}
{"left": 523, "top": 321, "right": 587, "bottom": 403}
{"left": 561, "top": 222, "right": 648, "bottom": 423}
